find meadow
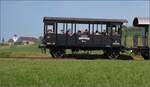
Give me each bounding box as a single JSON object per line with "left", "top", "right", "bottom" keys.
{"left": 0, "top": 44, "right": 149, "bottom": 87}
{"left": 0, "top": 44, "right": 50, "bottom": 58}
{"left": 0, "top": 58, "right": 150, "bottom": 87}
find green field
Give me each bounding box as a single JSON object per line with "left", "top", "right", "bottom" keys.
{"left": 0, "top": 58, "right": 150, "bottom": 87}
{"left": 0, "top": 45, "right": 108, "bottom": 58}
{"left": 0, "top": 45, "right": 149, "bottom": 87}
{"left": 0, "top": 45, "right": 50, "bottom": 58}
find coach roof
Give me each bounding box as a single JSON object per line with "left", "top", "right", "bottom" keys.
{"left": 133, "top": 17, "right": 150, "bottom": 26}
{"left": 43, "top": 17, "right": 128, "bottom": 24}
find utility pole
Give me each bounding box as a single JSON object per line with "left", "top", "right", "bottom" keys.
{"left": 0, "top": 2, "right": 1, "bottom": 43}
{"left": 0, "top": 27, "right": 1, "bottom": 43}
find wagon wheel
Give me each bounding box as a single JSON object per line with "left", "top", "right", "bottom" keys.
{"left": 50, "top": 49, "right": 65, "bottom": 58}
{"left": 141, "top": 53, "right": 149, "bottom": 60}
{"left": 107, "top": 51, "right": 120, "bottom": 59}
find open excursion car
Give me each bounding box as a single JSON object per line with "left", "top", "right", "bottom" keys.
{"left": 39, "top": 17, "right": 128, "bottom": 59}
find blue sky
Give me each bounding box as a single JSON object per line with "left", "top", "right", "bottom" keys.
{"left": 0, "top": 1, "right": 149, "bottom": 40}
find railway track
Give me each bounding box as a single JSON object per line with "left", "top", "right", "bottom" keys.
{"left": 0, "top": 54, "right": 143, "bottom": 60}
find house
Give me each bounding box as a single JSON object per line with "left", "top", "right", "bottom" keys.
{"left": 17, "top": 37, "right": 38, "bottom": 45}
{"left": 7, "top": 34, "right": 18, "bottom": 45}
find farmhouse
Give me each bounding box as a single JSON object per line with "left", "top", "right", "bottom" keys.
{"left": 17, "top": 37, "right": 38, "bottom": 45}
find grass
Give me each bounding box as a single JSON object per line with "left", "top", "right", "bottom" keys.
{"left": 0, "top": 58, "right": 150, "bottom": 87}
{"left": 0, "top": 44, "right": 146, "bottom": 60}
{"left": 0, "top": 45, "right": 49, "bottom": 58}
{"left": 0, "top": 44, "right": 104, "bottom": 58}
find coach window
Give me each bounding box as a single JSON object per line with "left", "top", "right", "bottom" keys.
{"left": 117, "top": 25, "right": 121, "bottom": 35}
{"left": 111, "top": 25, "right": 118, "bottom": 36}
{"left": 101, "top": 24, "right": 107, "bottom": 35}
{"left": 45, "top": 23, "right": 54, "bottom": 34}
{"left": 93, "top": 24, "right": 101, "bottom": 35}
{"left": 76, "top": 24, "right": 88, "bottom": 34}
{"left": 107, "top": 25, "right": 112, "bottom": 36}
{"left": 67, "top": 23, "right": 72, "bottom": 33}
{"left": 96, "top": 24, "right": 101, "bottom": 33}
{"left": 57, "top": 23, "right": 64, "bottom": 34}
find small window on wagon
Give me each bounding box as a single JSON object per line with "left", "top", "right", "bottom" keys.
{"left": 47, "top": 25, "right": 54, "bottom": 34}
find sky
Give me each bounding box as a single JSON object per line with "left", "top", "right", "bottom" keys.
{"left": 0, "top": 0, "right": 149, "bottom": 41}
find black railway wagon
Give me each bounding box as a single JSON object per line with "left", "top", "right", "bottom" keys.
{"left": 132, "top": 17, "right": 150, "bottom": 59}
{"left": 40, "top": 17, "right": 128, "bottom": 58}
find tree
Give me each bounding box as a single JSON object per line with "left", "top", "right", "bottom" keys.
{"left": 2, "top": 37, "right": 5, "bottom": 44}
{"left": 38, "top": 36, "right": 43, "bottom": 43}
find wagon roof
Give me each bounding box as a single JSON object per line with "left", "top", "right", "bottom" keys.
{"left": 43, "top": 17, "right": 128, "bottom": 24}
{"left": 133, "top": 17, "right": 150, "bottom": 26}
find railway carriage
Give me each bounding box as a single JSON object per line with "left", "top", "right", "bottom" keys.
{"left": 40, "top": 17, "right": 128, "bottom": 59}
{"left": 132, "top": 17, "right": 150, "bottom": 59}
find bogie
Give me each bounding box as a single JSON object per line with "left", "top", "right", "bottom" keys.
{"left": 50, "top": 48, "right": 65, "bottom": 58}
{"left": 105, "top": 50, "right": 120, "bottom": 59}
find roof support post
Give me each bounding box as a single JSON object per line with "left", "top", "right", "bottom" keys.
{"left": 63, "top": 23, "right": 65, "bottom": 34}
{"left": 74, "top": 23, "right": 76, "bottom": 34}
{"left": 144, "top": 27, "right": 148, "bottom": 46}
{"left": 55, "top": 22, "right": 58, "bottom": 35}
{"left": 92, "top": 24, "right": 94, "bottom": 34}
{"left": 55, "top": 22, "right": 58, "bottom": 44}
{"left": 88, "top": 24, "right": 90, "bottom": 33}
{"left": 44, "top": 23, "right": 46, "bottom": 36}
{"left": 66, "top": 23, "right": 68, "bottom": 33}
{"left": 71, "top": 23, "right": 73, "bottom": 34}
{"left": 96, "top": 24, "right": 98, "bottom": 31}
{"left": 101, "top": 24, "right": 102, "bottom": 32}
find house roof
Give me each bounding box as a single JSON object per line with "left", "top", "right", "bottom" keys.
{"left": 8, "top": 39, "right": 14, "bottom": 43}
{"left": 43, "top": 17, "right": 128, "bottom": 24}
{"left": 17, "top": 37, "right": 38, "bottom": 42}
